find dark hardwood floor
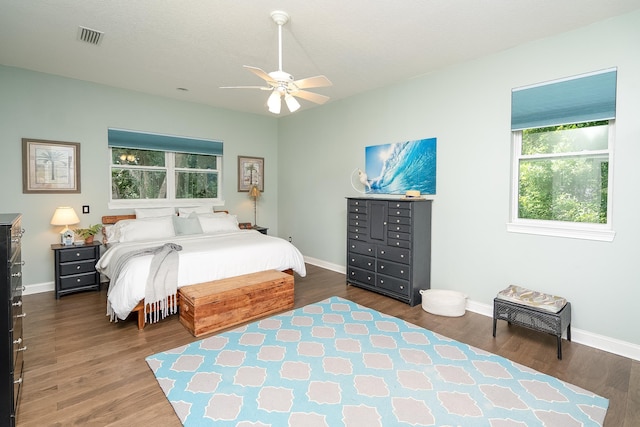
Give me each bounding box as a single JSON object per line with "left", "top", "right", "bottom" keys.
{"left": 18, "top": 264, "right": 639, "bottom": 426}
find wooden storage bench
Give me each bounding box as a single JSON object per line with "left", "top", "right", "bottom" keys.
{"left": 492, "top": 286, "right": 571, "bottom": 359}
{"left": 179, "top": 270, "right": 294, "bottom": 337}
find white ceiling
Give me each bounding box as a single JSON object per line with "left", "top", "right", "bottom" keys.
{"left": 2, "top": 0, "right": 640, "bottom": 116}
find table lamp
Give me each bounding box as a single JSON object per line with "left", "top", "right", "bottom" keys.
{"left": 249, "top": 185, "right": 261, "bottom": 226}
{"left": 50, "top": 206, "right": 80, "bottom": 245}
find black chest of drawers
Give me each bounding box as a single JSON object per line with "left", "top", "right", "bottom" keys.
{"left": 52, "top": 242, "right": 101, "bottom": 298}
{"left": 1, "top": 213, "right": 25, "bottom": 427}
{"left": 346, "top": 198, "right": 432, "bottom": 306}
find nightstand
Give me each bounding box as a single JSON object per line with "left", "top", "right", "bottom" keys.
{"left": 51, "top": 242, "right": 101, "bottom": 298}
{"left": 252, "top": 226, "right": 268, "bottom": 235}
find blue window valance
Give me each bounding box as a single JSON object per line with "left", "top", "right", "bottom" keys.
{"left": 511, "top": 68, "right": 617, "bottom": 131}
{"left": 107, "top": 128, "right": 223, "bottom": 156}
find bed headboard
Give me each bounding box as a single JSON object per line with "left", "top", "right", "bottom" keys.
{"left": 101, "top": 210, "right": 230, "bottom": 225}
{"left": 102, "top": 214, "right": 136, "bottom": 224}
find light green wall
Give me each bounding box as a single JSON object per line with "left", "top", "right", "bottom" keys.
{"left": 0, "top": 66, "right": 278, "bottom": 286}
{"left": 277, "top": 10, "right": 640, "bottom": 345}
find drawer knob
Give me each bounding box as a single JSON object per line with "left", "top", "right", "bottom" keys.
{"left": 77, "top": 278, "right": 82, "bottom": 282}
{"left": 14, "top": 377, "right": 22, "bottom": 385}
{"left": 380, "top": 265, "right": 385, "bottom": 269}
{"left": 17, "top": 313, "right": 27, "bottom": 318}
{"left": 400, "top": 285, "right": 404, "bottom": 290}
{"left": 380, "top": 250, "right": 385, "bottom": 254}
{"left": 77, "top": 265, "right": 82, "bottom": 270}
{"left": 12, "top": 300, "right": 22, "bottom": 307}
{"left": 396, "top": 242, "right": 400, "bottom": 246}
{"left": 400, "top": 270, "right": 404, "bottom": 274}
{"left": 13, "top": 337, "right": 22, "bottom": 345}
{"left": 12, "top": 272, "right": 22, "bottom": 278}
{"left": 76, "top": 252, "right": 81, "bottom": 256}
{"left": 17, "top": 346, "right": 27, "bottom": 352}
{"left": 368, "top": 248, "right": 372, "bottom": 252}
{"left": 367, "top": 262, "right": 372, "bottom": 266}
{"left": 380, "top": 280, "right": 384, "bottom": 284}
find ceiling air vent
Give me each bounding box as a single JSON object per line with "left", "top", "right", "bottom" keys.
{"left": 77, "top": 26, "right": 104, "bottom": 45}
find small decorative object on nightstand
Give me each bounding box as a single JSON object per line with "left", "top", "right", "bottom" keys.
{"left": 252, "top": 226, "right": 268, "bottom": 235}
{"left": 51, "top": 241, "right": 101, "bottom": 298}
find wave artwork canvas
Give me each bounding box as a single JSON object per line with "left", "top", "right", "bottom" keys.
{"left": 365, "top": 138, "right": 437, "bottom": 195}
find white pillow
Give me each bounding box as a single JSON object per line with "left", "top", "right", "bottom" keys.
{"left": 178, "top": 205, "right": 213, "bottom": 216}
{"left": 172, "top": 212, "right": 203, "bottom": 236}
{"left": 118, "top": 217, "right": 176, "bottom": 242}
{"left": 198, "top": 213, "right": 240, "bottom": 233}
{"left": 134, "top": 207, "right": 175, "bottom": 218}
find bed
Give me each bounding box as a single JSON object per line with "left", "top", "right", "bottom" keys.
{"left": 96, "top": 209, "right": 306, "bottom": 329}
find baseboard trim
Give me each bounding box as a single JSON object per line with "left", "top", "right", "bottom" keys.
{"left": 465, "top": 300, "right": 640, "bottom": 361}
{"left": 304, "top": 256, "right": 345, "bottom": 274}
{"left": 24, "top": 281, "right": 54, "bottom": 295}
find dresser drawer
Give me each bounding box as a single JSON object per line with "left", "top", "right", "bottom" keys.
{"left": 348, "top": 199, "right": 368, "bottom": 213}
{"left": 348, "top": 253, "right": 376, "bottom": 271}
{"left": 387, "top": 201, "right": 412, "bottom": 210}
{"left": 387, "top": 223, "right": 410, "bottom": 233}
{"left": 377, "top": 245, "right": 411, "bottom": 263}
{"left": 59, "top": 247, "right": 97, "bottom": 263}
{"left": 388, "top": 230, "right": 410, "bottom": 241}
{"left": 388, "top": 207, "right": 411, "bottom": 218}
{"left": 377, "top": 274, "right": 410, "bottom": 296}
{"left": 348, "top": 239, "right": 376, "bottom": 256}
{"left": 60, "top": 273, "right": 98, "bottom": 290}
{"left": 377, "top": 260, "right": 410, "bottom": 280}
{"left": 60, "top": 259, "right": 96, "bottom": 276}
{"left": 347, "top": 267, "right": 375, "bottom": 286}
{"left": 387, "top": 238, "right": 411, "bottom": 249}
{"left": 387, "top": 215, "right": 411, "bottom": 226}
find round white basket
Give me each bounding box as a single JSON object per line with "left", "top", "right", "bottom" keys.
{"left": 419, "top": 289, "right": 467, "bottom": 317}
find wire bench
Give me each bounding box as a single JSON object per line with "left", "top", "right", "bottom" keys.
{"left": 493, "top": 298, "right": 571, "bottom": 359}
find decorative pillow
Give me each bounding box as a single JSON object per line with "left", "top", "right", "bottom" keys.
{"left": 118, "top": 216, "right": 176, "bottom": 242}
{"left": 172, "top": 212, "right": 203, "bottom": 236}
{"left": 134, "top": 207, "right": 175, "bottom": 219}
{"left": 198, "top": 213, "right": 240, "bottom": 234}
{"left": 178, "top": 205, "right": 214, "bottom": 216}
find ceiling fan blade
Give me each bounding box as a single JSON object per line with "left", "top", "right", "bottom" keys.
{"left": 292, "top": 75, "right": 332, "bottom": 89}
{"left": 219, "top": 85, "right": 273, "bottom": 90}
{"left": 244, "top": 66, "right": 276, "bottom": 84}
{"left": 291, "top": 90, "right": 330, "bottom": 105}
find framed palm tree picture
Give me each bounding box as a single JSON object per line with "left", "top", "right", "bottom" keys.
{"left": 22, "top": 138, "right": 81, "bottom": 193}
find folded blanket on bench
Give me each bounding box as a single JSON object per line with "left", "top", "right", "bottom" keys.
{"left": 496, "top": 285, "right": 567, "bottom": 313}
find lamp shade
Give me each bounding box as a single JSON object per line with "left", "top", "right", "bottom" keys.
{"left": 284, "top": 93, "right": 300, "bottom": 113}
{"left": 267, "top": 91, "right": 282, "bottom": 114}
{"left": 50, "top": 207, "right": 80, "bottom": 226}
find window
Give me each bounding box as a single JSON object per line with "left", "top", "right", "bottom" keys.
{"left": 508, "top": 69, "right": 617, "bottom": 241}
{"left": 108, "top": 129, "right": 223, "bottom": 208}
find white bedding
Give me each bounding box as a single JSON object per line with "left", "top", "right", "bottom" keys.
{"left": 96, "top": 229, "right": 306, "bottom": 320}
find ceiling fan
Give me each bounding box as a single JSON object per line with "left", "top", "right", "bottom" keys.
{"left": 220, "top": 10, "right": 332, "bottom": 114}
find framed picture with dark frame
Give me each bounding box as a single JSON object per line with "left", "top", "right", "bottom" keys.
{"left": 237, "top": 155, "right": 264, "bottom": 192}
{"left": 22, "top": 138, "right": 81, "bottom": 193}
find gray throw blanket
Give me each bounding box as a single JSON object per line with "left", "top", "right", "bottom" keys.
{"left": 106, "top": 243, "right": 182, "bottom": 324}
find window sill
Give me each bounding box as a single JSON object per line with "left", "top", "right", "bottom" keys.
{"left": 506, "top": 221, "right": 615, "bottom": 242}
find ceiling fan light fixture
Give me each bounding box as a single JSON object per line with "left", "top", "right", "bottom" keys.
{"left": 267, "top": 91, "right": 282, "bottom": 114}
{"left": 285, "top": 93, "right": 300, "bottom": 113}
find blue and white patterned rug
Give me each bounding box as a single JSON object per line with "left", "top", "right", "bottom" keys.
{"left": 146, "top": 296, "right": 608, "bottom": 426}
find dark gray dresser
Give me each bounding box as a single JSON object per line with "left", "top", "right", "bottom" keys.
{"left": 346, "top": 198, "right": 432, "bottom": 306}
{"left": 0, "top": 214, "right": 25, "bottom": 426}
